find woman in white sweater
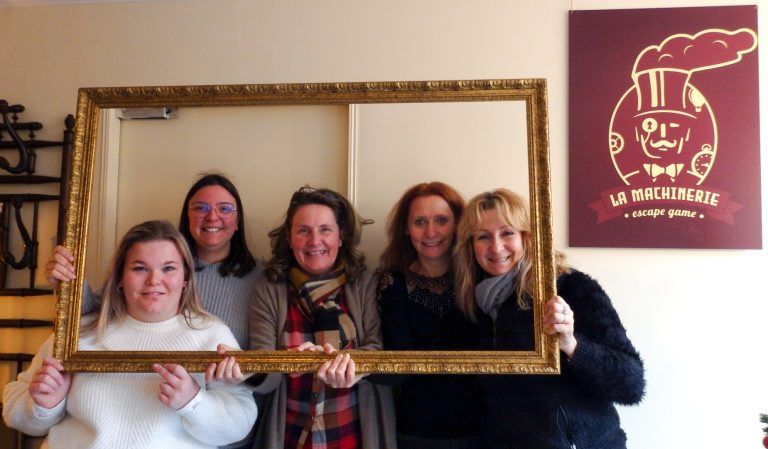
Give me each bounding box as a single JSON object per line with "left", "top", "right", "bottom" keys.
{"left": 2, "top": 220, "right": 257, "bottom": 449}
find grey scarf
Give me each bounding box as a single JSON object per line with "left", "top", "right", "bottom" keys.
{"left": 474, "top": 267, "right": 520, "bottom": 321}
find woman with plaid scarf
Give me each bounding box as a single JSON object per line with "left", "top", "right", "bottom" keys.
{"left": 244, "top": 186, "right": 396, "bottom": 449}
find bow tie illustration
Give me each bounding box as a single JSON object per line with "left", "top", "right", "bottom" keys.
{"left": 643, "top": 163, "right": 683, "bottom": 181}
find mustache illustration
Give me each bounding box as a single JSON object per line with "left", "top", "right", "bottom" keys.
{"left": 650, "top": 139, "right": 677, "bottom": 148}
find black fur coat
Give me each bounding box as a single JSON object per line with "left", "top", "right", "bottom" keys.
{"left": 478, "top": 269, "right": 645, "bottom": 449}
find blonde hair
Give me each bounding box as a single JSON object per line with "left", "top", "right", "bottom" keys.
{"left": 92, "top": 220, "right": 211, "bottom": 339}
{"left": 454, "top": 189, "right": 567, "bottom": 321}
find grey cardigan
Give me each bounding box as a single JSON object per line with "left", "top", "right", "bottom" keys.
{"left": 248, "top": 269, "right": 397, "bottom": 449}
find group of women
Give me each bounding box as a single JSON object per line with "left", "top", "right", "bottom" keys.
{"left": 3, "top": 173, "right": 645, "bottom": 449}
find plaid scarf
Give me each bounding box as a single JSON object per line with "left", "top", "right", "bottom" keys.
{"left": 288, "top": 264, "right": 358, "bottom": 350}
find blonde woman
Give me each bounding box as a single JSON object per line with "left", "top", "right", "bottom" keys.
{"left": 3, "top": 220, "right": 257, "bottom": 449}
{"left": 454, "top": 189, "right": 645, "bottom": 449}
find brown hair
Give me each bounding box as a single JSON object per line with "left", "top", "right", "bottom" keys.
{"left": 264, "top": 186, "right": 371, "bottom": 282}
{"left": 379, "top": 181, "right": 465, "bottom": 273}
{"left": 93, "top": 220, "right": 210, "bottom": 338}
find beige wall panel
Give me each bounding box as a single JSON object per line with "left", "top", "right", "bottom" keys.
{"left": 355, "top": 102, "right": 528, "bottom": 267}
{"left": 85, "top": 105, "right": 347, "bottom": 284}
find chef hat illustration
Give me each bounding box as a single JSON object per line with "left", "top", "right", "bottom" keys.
{"left": 629, "top": 28, "right": 757, "bottom": 116}
{"left": 632, "top": 69, "right": 694, "bottom": 114}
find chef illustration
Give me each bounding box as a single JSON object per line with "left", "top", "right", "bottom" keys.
{"left": 609, "top": 28, "right": 757, "bottom": 185}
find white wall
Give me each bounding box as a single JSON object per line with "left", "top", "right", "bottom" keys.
{"left": 1, "top": 1, "right": 766, "bottom": 448}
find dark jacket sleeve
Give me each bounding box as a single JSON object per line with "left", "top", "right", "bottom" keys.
{"left": 377, "top": 272, "right": 414, "bottom": 351}
{"left": 368, "top": 272, "right": 410, "bottom": 386}
{"left": 559, "top": 270, "right": 646, "bottom": 405}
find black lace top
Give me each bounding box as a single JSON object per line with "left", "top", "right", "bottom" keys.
{"left": 381, "top": 269, "right": 455, "bottom": 318}
{"left": 375, "top": 270, "right": 487, "bottom": 439}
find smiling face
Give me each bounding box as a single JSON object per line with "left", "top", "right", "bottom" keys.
{"left": 187, "top": 185, "right": 238, "bottom": 262}
{"left": 289, "top": 204, "right": 342, "bottom": 276}
{"left": 407, "top": 195, "right": 456, "bottom": 269}
{"left": 472, "top": 209, "right": 525, "bottom": 277}
{"left": 121, "top": 240, "right": 186, "bottom": 323}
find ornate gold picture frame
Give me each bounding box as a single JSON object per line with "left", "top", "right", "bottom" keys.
{"left": 54, "top": 79, "right": 557, "bottom": 374}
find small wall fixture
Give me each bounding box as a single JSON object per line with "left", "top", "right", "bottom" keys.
{"left": 117, "top": 107, "right": 176, "bottom": 120}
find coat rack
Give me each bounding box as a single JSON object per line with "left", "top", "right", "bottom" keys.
{"left": 0, "top": 99, "right": 73, "bottom": 296}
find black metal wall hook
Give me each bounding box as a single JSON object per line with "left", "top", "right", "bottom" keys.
{"left": 0, "top": 101, "right": 72, "bottom": 297}
{"left": 0, "top": 99, "right": 31, "bottom": 174}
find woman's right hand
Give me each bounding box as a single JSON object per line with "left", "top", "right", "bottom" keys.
{"left": 285, "top": 341, "right": 326, "bottom": 378}
{"left": 44, "top": 245, "right": 76, "bottom": 288}
{"left": 28, "top": 356, "right": 72, "bottom": 409}
{"left": 289, "top": 341, "right": 325, "bottom": 353}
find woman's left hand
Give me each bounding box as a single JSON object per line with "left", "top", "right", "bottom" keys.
{"left": 316, "top": 344, "right": 367, "bottom": 389}
{"left": 205, "top": 343, "right": 245, "bottom": 385}
{"left": 544, "top": 296, "right": 578, "bottom": 359}
{"left": 153, "top": 363, "right": 201, "bottom": 410}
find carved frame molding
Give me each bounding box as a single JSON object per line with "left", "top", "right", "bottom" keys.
{"left": 55, "top": 79, "right": 557, "bottom": 374}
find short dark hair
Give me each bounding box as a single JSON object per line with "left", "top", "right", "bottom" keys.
{"left": 264, "top": 186, "right": 370, "bottom": 282}
{"left": 178, "top": 173, "right": 257, "bottom": 277}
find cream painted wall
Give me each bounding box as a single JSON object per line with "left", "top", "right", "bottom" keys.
{"left": 87, "top": 105, "right": 348, "bottom": 284}
{"left": 356, "top": 101, "right": 530, "bottom": 267}
{"left": 0, "top": 1, "right": 766, "bottom": 449}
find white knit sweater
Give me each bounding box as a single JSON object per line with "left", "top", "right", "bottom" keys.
{"left": 2, "top": 314, "right": 257, "bottom": 449}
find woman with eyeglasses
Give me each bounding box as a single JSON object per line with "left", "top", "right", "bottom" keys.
{"left": 241, "top": 186, "right": 395, "bottom": 449}
{"left": 43, "top": 173, "right": 263, "bottom": 448}
{"left": 47, "top": 173, "right": 259, "bottom": 351}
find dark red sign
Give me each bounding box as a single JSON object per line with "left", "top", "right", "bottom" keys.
{"left": 569, "top": 6, "right": 761, "bottom": 249}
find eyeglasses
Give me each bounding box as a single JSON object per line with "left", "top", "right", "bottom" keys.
{"left": 189, "top": 203, "right": 238, "bottom": 218}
